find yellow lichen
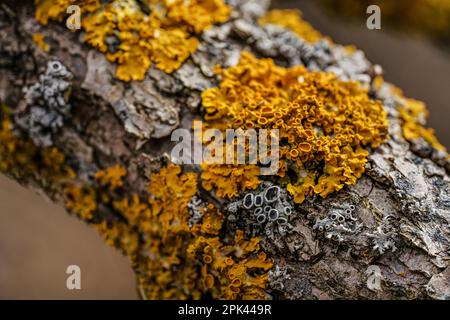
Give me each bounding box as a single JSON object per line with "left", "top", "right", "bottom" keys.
{"left": 35, "top": 0, "right": 230, "bottom": 81}
{"left": 0, "top": 108, "right": 137, "bottom": 257}
{"left": 94, "top": 164, "right": 127, "bottom": 191}
{"left": 391, "top": 86, "right": 447, "bottom": 152}
{"left": 35, "top": 0, "right": 100, "bottom": 25}
{"left": 201, "top": 164, "right": 262, "bottom": 199}
{"left": 259, "top": 9, "right": 326, "bottom": 43}
{"left": 113, "top": 194, "right": 151, "bottom": 227}
{"left": 62, "top": 165, "right": 140, "bottom": 257}
{"left": 201, "top": 52, "right": 388, "bottom": 203}
{"left": 286, "top": 171, "right": 315, "bottom": 204}
{"left": 32, "top": 33, "right": 50, "bottom": 52}
{"left": 61, "top": 161, "right": 272, "bottom": 299}
{"left": 126, "top": 164, "right": 272, "bottom": 299}
{"left": 64, "top": 185, "right": 97, "bottom": 220}
{"left": 186, "top": 229, "right": 272, "bottom": 300}
{"left": 93, "top": 220, "right": 140, "bottom": 257}
{"left": 146, "top": 164, "right": 198, "bottom": 233}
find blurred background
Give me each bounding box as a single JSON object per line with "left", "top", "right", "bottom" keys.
{"left": 0, "top": 176, "right": 138, "bottom": 299}
{"left": 1, "top": 0, "right": 449, "bottom": 299}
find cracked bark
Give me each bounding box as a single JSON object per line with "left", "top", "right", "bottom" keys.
{"left": 1, "top": 0, "right": 450, "bottom": 300}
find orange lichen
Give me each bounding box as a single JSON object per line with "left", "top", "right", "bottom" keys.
{"left": 35, "top": 0, "right": 230, "bottom": 81}
{"left": 287, "top": 171, "right": 315, "bottom": 204}
{"left": 391, "top": 87, "right": 447, "bottom": 152}
{"left": 0, "top": 108, "right": 139, "bottom": 258}
{"left": 32, "top": 33, "right": 50, "bottom": 52}
{"left": 35, "top": 0, "right": 100, "bottom": 25}
{"left": 93, "top": 220, "right": 140, "bottom": 257}
{"left": 61, "top": 160, "right": 272, "bottom": 299}
{"left": 113, "top": 194, "right": 151, "bottom": 227}
{"left": 146, "top": 164, "right": 198, "bottom": 233}
{"left": 64, "top": 185, "right": 97, "bottom": 220}
{"left": 186, "top": 230, "right": 272, "bottom": 299}
{"left": 201, "top": 164, "right": 262, "bottom": 199}
{"left": 258, "top": 9, "right": 326, "bottom": 43}
{"left": 94, "top": 165, "right": 127, "bottom": 191}
{"left": 127, "top": 164, "right": 272, "bottom": 299}
{"left": 201, "top": 52, "right": 388, "bottom": 203}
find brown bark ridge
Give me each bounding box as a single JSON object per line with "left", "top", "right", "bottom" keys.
{"left": 1, "top": 0, "right": 450, "bottom": 299}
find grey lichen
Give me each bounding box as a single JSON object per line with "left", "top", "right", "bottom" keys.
{"left": 187, "top": 195, "right": 207, "bottom": 228}
{"left": 366, "top": 216, "right": 398, "bottom": 254}
{"left": 16, "top": 60, "right": 73, "bottom": 146}
{"left": 268, "top": 265, "right": 291, "bottom": 292}
{"left": 228, "top": 0, "right": 271, "bottom": 20}
{"left": 313, "top": 202, "right": 362, "bottom": 243}
{"left": 226, "top": 182, "right": 294, "bottom": 240}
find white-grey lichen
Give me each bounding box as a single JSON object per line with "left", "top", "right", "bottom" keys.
{"left": 269, "top": 265, "right": 291, "bottom": 291}
{"left": 228, "top": 0, "right": 271, "bottom": 20}
{"left": 16, "top": 60, "right": 73, "bottom": 147}
{"left": 187, "top": 195, "right": 207, "bottom": 228}
{"left": 313, "top": 202, "right": 361, "bottom": 242}
{"left": 226, "top": 182, "right": 294, "bottom": 239}
{"left": 366, "top": 216, "right": 398, "bottom": 254}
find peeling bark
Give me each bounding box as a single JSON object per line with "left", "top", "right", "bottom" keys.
{"left": 1, "top": 0, "right": 450, "bottom": 300}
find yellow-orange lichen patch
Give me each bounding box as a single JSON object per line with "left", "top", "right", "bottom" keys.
{"left": 35, "top": 0, "right": 100, "bottom": 25}
{"left": 113, "top": 194, "right": 151, "bottom": 227}
{"left": 391, "top": 87, "right": 447, "bottom": 152}
{"left": 62, "top": 165, "right": 140, "bottom": 257}
{"left": 94, "top": 220, "right": 140, "bottom": 257}
{"left": 258, "top": 9, "right": 326, "bottom": 43}
{"left": 147, "top": 164, "right": 198, "bottom": 233}
{"left": 0, "top": 109, "right": 141, "bottom": 258}
{"left": 201, "top": 52, "right": 388, "bottom": 203}
{"left": 32, "top": 33, "right": 50, "bottom": 52}
{"left": 186, "top": 230, "right": 272, "bottom": 300}
{"left": 35, "top": 0, "right": 230, "bottom": 81}
{"left": 201, "top": 164, "right": 262, "bottom": 199}
{"left": 95, "top": 164, "right": 127, "bottom": 191}
{"left": 129, "top": 164, "right": 272, "bottom": 300}
{"left": 65, "top": 185, "right": 97, "bottom": 220}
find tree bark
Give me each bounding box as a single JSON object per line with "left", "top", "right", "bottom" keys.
{"left": 1, "top": 0, "right": 450, "bottom": 300}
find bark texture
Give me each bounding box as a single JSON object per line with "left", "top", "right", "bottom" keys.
{"left": 1, "top": 0, "right": 450, "bottom": 300}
